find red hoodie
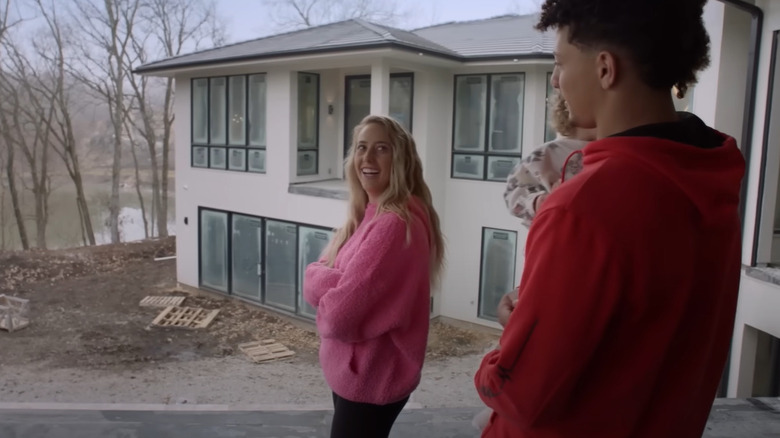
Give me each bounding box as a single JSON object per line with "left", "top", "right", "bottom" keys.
{"left": 475, "top": 125, "right": 745, "bottom": 437}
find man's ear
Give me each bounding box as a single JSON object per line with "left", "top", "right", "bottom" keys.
{"left": 596, "top": 51, "right": 619, "bottom": 90}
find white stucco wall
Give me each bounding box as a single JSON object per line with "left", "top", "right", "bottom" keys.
{"left": 729, "top": 272, "right": 780, "bottom": 396}
{"left": 173, "top": 71, "right": 348, "bottom": 291}
{"left": 439, "top": 65, "right": 551, "bottom": 328}
{"left": 726, "top": 0, "right": 780, "bottom": 397}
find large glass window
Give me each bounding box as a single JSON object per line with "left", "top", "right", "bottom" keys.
{"left": 544, "top": 72, "right": 556, "bottom": 142}
{"left": 452, "top": 73, "right": 525, "bottom": 181}
{"left": 265, "top": 220, "right": 298, "bottom": 311}
{"left": 232, "top": 215, "right": 263, "bottom": 301}
{"left": 297, "top": 72, "right": 319, "bottom": 175}
{"left": 345, "top": 76, "right": 371, "bottom": 157}
{"left": 298, "top": 226, "right": 334, "bottom": 318}
{"left": 190, "top": 74, "right": 266, "bottom": 172}
{"left": 200, "top": 210, "right": 229, "bottom": 293}
{"left": 228, "top": 76, "right": 246, "bottom": 146}
{"left": 389, "top": 74, "right": 413, "bottom": 132}
{"left": 453, "top": 75, "right": 487, "bottom": 152}
{"left": 344, "top": 73, "right": 413, "bottom": 158}
{"left": 192, "top": 78, "right": 209, "bottom": 145}
{"left": 489, "top": 74, "right": 524, "bottom": 153}
{"left": 248, "top": 74, "right": 267, "bottom": 147}
{"left": 200, "top": 209, "right": 331, "bottom": 320}
{"left": 478, "top": 227, "right": 518, "bottom": 321}
{"left": 209, "top": 77, "right": 227, "bottom": 146}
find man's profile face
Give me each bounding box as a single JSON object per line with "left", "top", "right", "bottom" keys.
{"left": 552, "top": 26, "right": 600, "bottom": 130}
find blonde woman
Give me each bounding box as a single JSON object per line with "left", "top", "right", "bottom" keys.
{"left": 303, "top": 115, "right": 445, "bottom": 438}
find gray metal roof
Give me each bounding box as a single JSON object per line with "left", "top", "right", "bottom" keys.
{"left": 413, "top": 14, "right": 554, "bottom": 58}
{"left": 135, "top": 14, "right": 552, "bottom": 74}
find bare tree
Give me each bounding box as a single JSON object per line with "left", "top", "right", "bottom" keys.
{"left": 68, "top": 0, "right": 142, "bottom": 244}
{"left": 123, "top": 0, "right": 224, "bottom": 238}
{"left": 507, "top": 0, "right": 543, "bottom": 14}
{"left": 0, "top": 174, "right": 8, "bottom": 250}
{"left": 0, "top": 37, "right": 61, "bottom": 249}
{"left": 262, "top": 0, "right": 409, "bottom": 31}
{"left": 0, "top": 0, "right": 23, "bottom": 42}
{"left": 0, "top": 102, "right": 29, "bottom": 250}
{"left": 0, "top": 1, "right": 33, "bottom": 250}
{"left": 121, "top": 115, "right": 150, "bottom": 238}
{"left": 32, "top": 0, "right": 97, "bottom": 246}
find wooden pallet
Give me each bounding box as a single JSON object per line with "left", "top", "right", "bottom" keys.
{"left": 238, "top": 339, "right": 295, "bottom": 363}
{"left": 0, "top": 316, "right": 29, "bottom": 332}
{"left": 0, "top": 295, "right": 30, "bottom": 332}
{"left": 139, "top": 296, "right": 186, "bottom": 308}
{"left": 151, "top": 306, "right": 220, "bottom": 329}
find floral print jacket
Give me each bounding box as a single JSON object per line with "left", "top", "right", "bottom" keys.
{"left": 504, "top": 138, "right": 588, "bottom": 228}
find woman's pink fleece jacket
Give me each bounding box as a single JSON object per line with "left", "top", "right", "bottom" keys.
{"left": 303, "top": 197, "right": 432, "bottom": 405}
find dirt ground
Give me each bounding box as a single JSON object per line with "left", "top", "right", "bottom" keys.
{"left": 0, "top": 238, "right": 498, "bottom": 407}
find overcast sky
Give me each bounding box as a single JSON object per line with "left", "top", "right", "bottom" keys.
{"left": 223, "top": 0, "right": 540, "bottom": 42}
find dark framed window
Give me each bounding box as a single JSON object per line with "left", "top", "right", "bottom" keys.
{"left": 298, "top": 226, "right": 334, "bottom": 318}
{"left": 198, "top": 207, "right": 333, "bottom": 320}
{"left": 191, "top": 74, "right": 267, "bottom": 173}
{"left": 297, "top": 72, "right": 320, "bottom": 176}
{"left": 452, "top": 73, "right": 525, "bottom": 181}
{"left": 544, "top": 72, "right": 556, "bottom": 142}
{"left": 343, "top": 73, "right": 414, "bottom": 159}
{"left": 389, "top": 73, "right": 414, "bottom": 132}
{"left": 478, "top": 227, "right": 518, "bottom": 321}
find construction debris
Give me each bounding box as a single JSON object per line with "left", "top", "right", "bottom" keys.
{"left": 239, "top": 339, "right": 295, "bottom": 363}
{"left": 139, "top": 296, "right": 186, "bottom": 308}
{"left": 151, "top": 306, "right": 220, "bottom": 329}
{"left": 0, "top": 295, "right": 30, "bottom": 332}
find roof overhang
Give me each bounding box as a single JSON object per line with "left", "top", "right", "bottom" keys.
{"left": 133, "top": 41, "right": 552, "bottom": 77}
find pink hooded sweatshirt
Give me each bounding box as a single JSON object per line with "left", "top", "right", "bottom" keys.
{"left": 303, "top": 197, "right": 432, "bottom": 405}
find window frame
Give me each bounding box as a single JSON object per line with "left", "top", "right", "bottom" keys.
{"left": 544, "top": 71, "right": 556, "bottom": 142}
{"left": 198, "top": 206, "right": 333, "bottom": 320}
{"left": 477, "top": 226, "right": 519, "bottom": 322}
{"left": 297, "top": 72, "right": 320, "bottom": 176}
{"left": 343, "top": 72, "right": 415, "bottom": 159}
{"left": 389, "top": 72, "right": 415, "bottom": 133}
{"left": 190, "top": 74, "right": 267, "bottom": 173}
{"left": 451, "top": 72, "right": 526, "bottom": 182}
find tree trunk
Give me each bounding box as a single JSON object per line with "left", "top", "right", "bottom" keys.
{"left": 0, "top": 185, "right": 7, "bottom": 250}
{"left": 5, "top": 144, "right": 29, "bottom": 250}
{"left": 71, "top": 158, "right": 96, "bottom": 246}
{"left": 129, "top": 140, "right": 149, "bottom": 238}
{"left": 63, "top": 102, "right": 96, "bottom": 246}
{"left": 151, "top": 144, "right": 164, "bottom": 238}
{"left": 159, "top": 77, "right": 173, "bottom": 238}
{"left": 109, "top": 127, "right": 122, "bottom": 244}
{"left": 34, "top": 187, "right": 46, "bottom": 248}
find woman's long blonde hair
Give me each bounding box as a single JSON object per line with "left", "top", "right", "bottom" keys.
{"left": 323, "top": 115, "right": 445, "bottom": 285}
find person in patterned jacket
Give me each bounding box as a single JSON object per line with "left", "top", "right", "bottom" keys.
{"left": 503, "top": 91, "right": 596, "bottom": 228}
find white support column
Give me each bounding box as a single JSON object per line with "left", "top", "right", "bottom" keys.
{"left": 265, "top": 70, "right": 295, "bottom": 185}
{"left": 729, "top": 323, "right": 759, "bottom": 397}
{"left": 370, "top": 60, "right": 390, "bottom": 116}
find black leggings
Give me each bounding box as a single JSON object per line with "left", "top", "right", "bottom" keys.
{"left": 330, "top": 392, "right": 409, "bottom": 438}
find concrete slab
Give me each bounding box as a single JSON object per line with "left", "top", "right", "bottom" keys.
{"left": 0, "top": 398, "right": 775, "bottom": 438}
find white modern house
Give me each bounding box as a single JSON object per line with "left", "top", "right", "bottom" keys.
{"left": 135, "top": 2, "right": 779, "bottom": 399}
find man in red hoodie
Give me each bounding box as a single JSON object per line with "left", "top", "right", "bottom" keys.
{"left": 474, "top": 1, "right": 746, "bottom": 437}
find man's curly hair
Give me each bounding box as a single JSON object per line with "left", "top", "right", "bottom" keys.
{"left": 536, "top": 0, "right": 710, "bottom": 98}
